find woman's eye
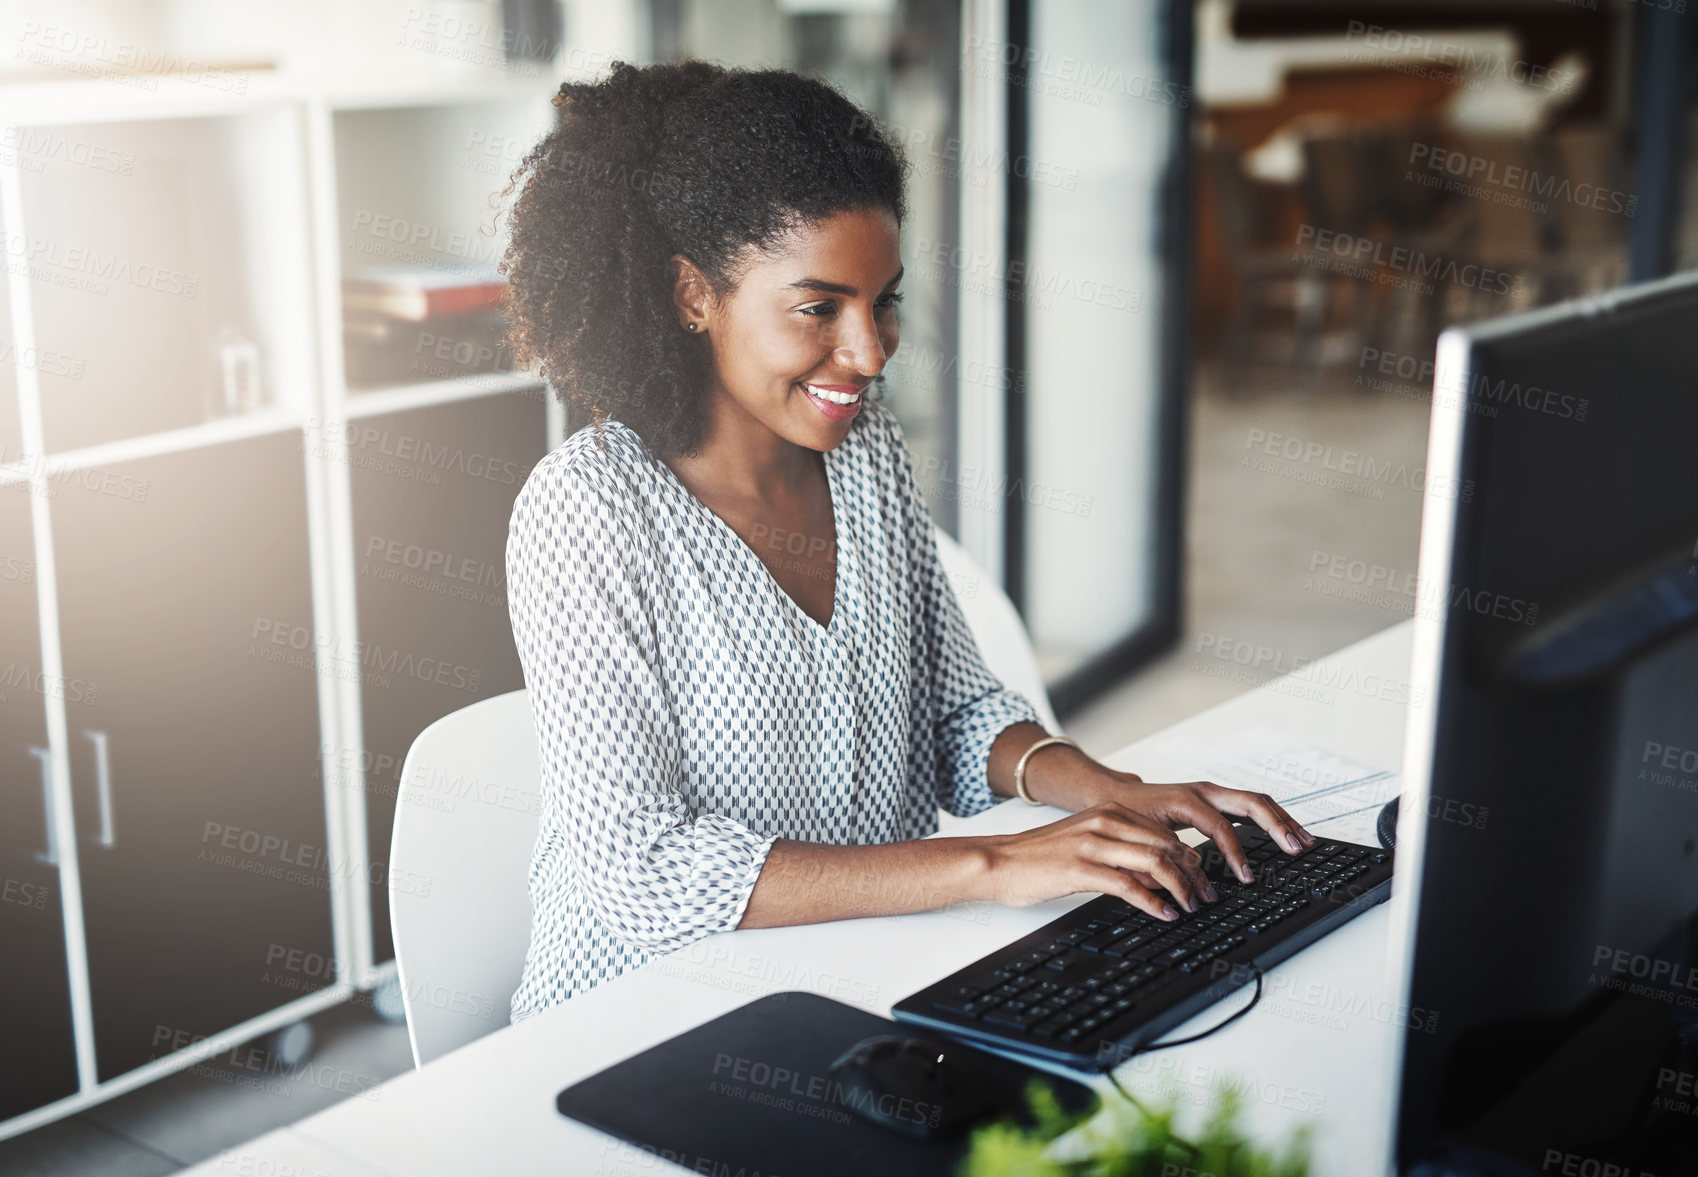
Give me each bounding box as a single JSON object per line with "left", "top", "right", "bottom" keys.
{"left": 799, "top": 293, "right": 902, "bottom": 318}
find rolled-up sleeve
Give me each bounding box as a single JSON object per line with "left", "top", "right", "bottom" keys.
{"left": 883, "top": 413, "right": 1042, "bottom": 819}
{"left": 506, "top": 454, "right": 776, "bottom": 953}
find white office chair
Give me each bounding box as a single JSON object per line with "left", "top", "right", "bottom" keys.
{"left": 388, "top": 524, "right": 1059, "bottom": 1066}
{"left": 931, "top": 526, "right": 1062, "bottom": 735}
{"left": 389, "top": 689, "right": 542, "bottom": 1067}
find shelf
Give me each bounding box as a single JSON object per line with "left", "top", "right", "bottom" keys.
{"left": 331, "top": 96, "right": 554, "bottom": 272}
{"left": 0, "top": 72, "right": 557, "bottom": 128}
{"left": 0, "top": 406, "right": 305, "bottom": 477}
{"left": 340, "top": 371, "right": 545, "bottom": 420}
{"left": 329, "top": 96, "right": 555, "bottom": 397}
{"left": 14, "top": 107, "right": 317, "bottom": 454}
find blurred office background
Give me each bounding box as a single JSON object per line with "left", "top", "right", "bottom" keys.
{"left": 0, "top": 0, "right": 1693, "bottom": 1172}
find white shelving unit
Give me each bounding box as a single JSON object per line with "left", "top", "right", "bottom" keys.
{"left": 0, "top": 70, "right": 562, "bottom": 1139}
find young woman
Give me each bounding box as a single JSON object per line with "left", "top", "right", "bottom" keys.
{"left": 497, "top": 60, "right": 1313, "bottom": 1023}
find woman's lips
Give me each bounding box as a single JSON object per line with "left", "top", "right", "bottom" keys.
{"left": 799, "top": 382, "right": 863, "bottom": 420}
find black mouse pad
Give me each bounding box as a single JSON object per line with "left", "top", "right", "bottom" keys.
{"left": 555, "top": 990, "right": 1100, "bottom": 1177}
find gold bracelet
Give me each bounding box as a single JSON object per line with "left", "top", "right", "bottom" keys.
{"left": 1014, "top": 735, "right": 1080, "bottom": 806}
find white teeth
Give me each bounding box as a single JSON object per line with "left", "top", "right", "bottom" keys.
{"left": 804, "top": 384, "right": 862, "bottom": 406}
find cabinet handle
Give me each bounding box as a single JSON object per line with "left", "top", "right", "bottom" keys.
{"left": 84, "top": 730, "right": 115, "bottom": 848}
{"left": 28, "top": 747, "right": 58, "bottom": 866}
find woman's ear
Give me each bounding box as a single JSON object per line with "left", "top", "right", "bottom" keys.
{"left": 671, "top": 254, "right": 711, "bottom": 334}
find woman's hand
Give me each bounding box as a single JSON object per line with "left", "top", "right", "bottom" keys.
{"left": 1103, "top": 771, "right": 1316, "bottom": 884}
{"left": 980, "top": 755, "right": 1317, "bottom": 917}
{"left": 978, "top": 802, "right": 1218, "bottom": 921}
{"left": 985, "top": 727, "right": 1318, "bottom": 915}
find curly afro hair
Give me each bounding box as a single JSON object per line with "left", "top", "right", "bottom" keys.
{"left": 496, "top": 60, "right": 910, "bottom": 460}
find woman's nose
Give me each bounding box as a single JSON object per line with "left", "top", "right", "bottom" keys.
{"left": 834, "top": 313, "right": 888, "bottom": 376}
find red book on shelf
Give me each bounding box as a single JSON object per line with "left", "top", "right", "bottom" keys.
{"left": 342, "top": 265, "right": 507, "bottom": 321}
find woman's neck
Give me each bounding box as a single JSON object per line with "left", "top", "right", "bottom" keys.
{"left": 664, "top": 384, "right": 821, "bottom": 504}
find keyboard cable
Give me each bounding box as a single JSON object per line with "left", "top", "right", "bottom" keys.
{"left": 1101, "top": 963, "right": 1265, "bottom": 1156}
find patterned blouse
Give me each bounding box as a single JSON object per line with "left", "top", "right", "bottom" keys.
{"left": 504, "top": 396, "right": 1041, "bottom": 1024}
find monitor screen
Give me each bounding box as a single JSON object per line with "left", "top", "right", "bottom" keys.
{"left": 1387, "top": 274, "right": 1698, "bottom": 1175}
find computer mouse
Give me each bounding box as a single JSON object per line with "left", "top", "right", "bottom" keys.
{"left": 827, "top": 1034, "right": 1025, "bottom": 1140}
{"left": 1377, "top": 796, "right": 1400, "bottom": 850}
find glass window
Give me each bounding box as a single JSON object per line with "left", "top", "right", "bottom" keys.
{"left": 1010, "top": 0, "right": 1187, "bottom": 699}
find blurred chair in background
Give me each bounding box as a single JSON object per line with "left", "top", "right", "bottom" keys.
{"left": 1542, "top": 123, "right": 1633, "bottom": 299}
{"left": 1211, "top": 112, "right": 1631, "bottom": 381}
{"left": 1205, "top": 132, "right": 1374, "bottom": 381}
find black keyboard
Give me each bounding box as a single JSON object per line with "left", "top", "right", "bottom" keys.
{"left": 891, "top": 822, "right": 1393, "bottom": 1072}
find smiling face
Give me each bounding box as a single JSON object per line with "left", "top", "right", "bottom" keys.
{"left": 675, "top": 205, "right": 903, "bottom": 453}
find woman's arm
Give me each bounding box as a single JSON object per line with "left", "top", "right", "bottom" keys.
{"left": 737, "top": 837, "right": 991, "bottom": 927}
{"left": 737, "top": 798, "right": 1215, "bottom": 928}
{"left": 510, "top": 457, "right": 779, "bottom": 954}
{"left": 737, "top": 723, "right": 1318, "bottom": 930}
{"left": 986, "top": 720, "right": 1316, "bottom": 882}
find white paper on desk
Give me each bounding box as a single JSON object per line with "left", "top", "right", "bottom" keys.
{"left": 1137, "top": 726, "right": 1399, "bottom": 846}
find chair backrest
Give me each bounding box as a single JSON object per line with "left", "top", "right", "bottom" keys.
{"left": 389, "top": 689, "right": 542, "bottom": 1067}
{"left": 932, "top": 524, "right": 1062, "bottom": 734}
{"left": 388, "top": 524, "right": 1057, "bottom": 1066}
{"left": 1548, "top": 123, "right": 1630, "bottom": 252}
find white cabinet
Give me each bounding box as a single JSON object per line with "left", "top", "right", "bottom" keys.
{"left": 0, "top": 489, "right": 81, "bottom": 1121}
{"left": 0, "top": 76, "right": 560, "bottom": 1138}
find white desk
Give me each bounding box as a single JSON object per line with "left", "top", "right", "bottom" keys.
{"left": 185, "top": 621, "right": 1414, "bottom": 1177}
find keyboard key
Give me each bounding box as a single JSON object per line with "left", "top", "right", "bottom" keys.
{"left": 1045, "top": 949, "right": 1088, "bottom": 972}
{"left": 1152, "top": 946, "right": 1193, "bottom": 968}
{"left": 984, "top": 1006, "right": 1046, "bottom": 1031}
{"left": 1059, "top": 998, "right": 1101, "bottom": 1021}
{"left": 1089, "top": 1005, "right": 1152, "bottom": 1045}
{"left": 933, "top": 994, "right": 998, "bottom": 1018}
{"left": 1102, "top": 932, "right": 1153, "bottom": 958}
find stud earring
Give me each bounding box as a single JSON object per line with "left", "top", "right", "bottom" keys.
{"left": 686, "top": 323, "right": 697, "bottom": 332}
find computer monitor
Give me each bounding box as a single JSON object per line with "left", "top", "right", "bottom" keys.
{"left": 1382, "top": 272, "right": 1698, "bottom": 1175}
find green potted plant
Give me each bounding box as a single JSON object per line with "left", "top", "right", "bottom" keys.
{"left": 958, "top": 1075, "right": 1313, "bottom": 1177}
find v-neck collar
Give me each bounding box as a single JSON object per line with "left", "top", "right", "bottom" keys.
{"left": 645, "top": 431, "right": 852, "bottom": 639}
